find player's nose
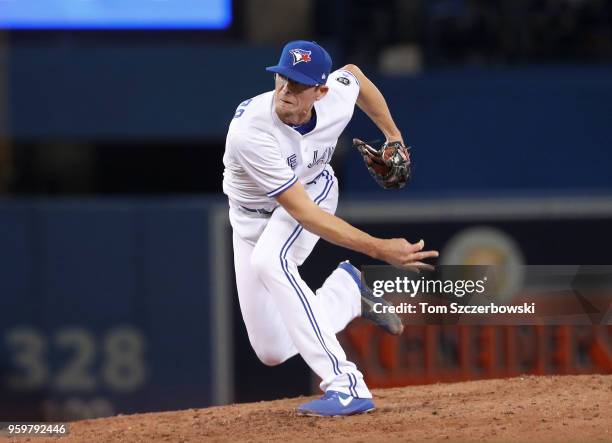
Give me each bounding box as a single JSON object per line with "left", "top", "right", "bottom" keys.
{"left": 280, "top": 87, "right": 296, "bottom": 99}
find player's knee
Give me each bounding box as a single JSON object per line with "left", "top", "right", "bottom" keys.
{"left": 254, "top": 347, "right": 287, "bottom": 367}
{"left": 257, "top": 352, "right": 284, "bottom": 367}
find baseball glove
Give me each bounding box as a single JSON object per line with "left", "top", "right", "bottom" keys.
{"left": 353, "top": 138, "right": 411, "bottom": 189}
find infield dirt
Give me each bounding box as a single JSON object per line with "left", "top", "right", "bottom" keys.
{"left": 5, "top": 374, "right": 610, "bottom": 443}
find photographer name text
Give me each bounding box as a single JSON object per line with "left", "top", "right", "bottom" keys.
{"left": 372, "top": 302, "right": 536, "bottom": 315}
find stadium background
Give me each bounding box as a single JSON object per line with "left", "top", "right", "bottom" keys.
{"left": 0, "top": 0, "right": 611, "bottom": 421}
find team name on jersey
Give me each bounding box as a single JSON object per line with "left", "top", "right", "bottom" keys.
{"left": 287, "top": 154, "right": 298, "bottom": 169}
{"left": 307, "top": 146, "right": 335, "bottom": 168}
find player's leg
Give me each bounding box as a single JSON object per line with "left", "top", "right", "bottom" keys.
{"left": 324, "top": 260, "right": 404, "bottom": 336}
{"left": 230, "top": 209, "right": 298, "bottom": 366}
{"left": 315, "top": 264, "right": 362, "bottom": 334}
{"left": 250, "top": 171, "right": 371, "bottom": 399}
{"left": 278, "top": 204, "right": 362, "bottom": 333}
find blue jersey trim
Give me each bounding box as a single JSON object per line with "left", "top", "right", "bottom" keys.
{"left": 267, "top": 175, "right": 298, "bottom": 197}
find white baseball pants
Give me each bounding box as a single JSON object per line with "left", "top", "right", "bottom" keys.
{"left": 228, "top": 169, "right": 371, "bottom": 398}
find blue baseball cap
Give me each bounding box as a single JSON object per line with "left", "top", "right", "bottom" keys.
{"left": 266, "top": 40, "right": 332, "bottom": 86}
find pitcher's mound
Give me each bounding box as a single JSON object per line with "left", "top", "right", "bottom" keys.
{"left": 34, "top": 375, "right": 612, "bottom": 443}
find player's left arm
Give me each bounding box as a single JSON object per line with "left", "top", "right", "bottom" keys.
{"left": 341, "top": 64, "right": 403, "bottom": 143}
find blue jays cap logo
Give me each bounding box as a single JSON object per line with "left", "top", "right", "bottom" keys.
{"left": 289, "top": 48, "right": 312, "bottom": 65}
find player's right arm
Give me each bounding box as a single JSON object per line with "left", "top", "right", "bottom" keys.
{"left": 227, "top": 128, "right": 437, "bottom": 269}
{"left": 276, "top": 182, "right": 438, "bottom": 270}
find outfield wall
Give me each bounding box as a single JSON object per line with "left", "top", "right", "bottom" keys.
{"left": 1, "top": 196, "right": 611, "bottom": 419}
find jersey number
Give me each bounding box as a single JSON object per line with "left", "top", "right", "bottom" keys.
{"left": 233, "top": 99, "right": 253, "bottom": 119}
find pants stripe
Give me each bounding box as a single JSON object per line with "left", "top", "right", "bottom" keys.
{"left": 348, "top": 373, "right": 358, "bottom": 397}
{"left": 279, "top": 171, "right": 345, "bottom": 381}
{"left": 310, "top": 172, "right": 358, "bottom": 397}
{"left": 280, "top": 224, "right": 339, "bottom": 375}
{"left": 310, "top": 172, "right": 359, "bottom": 399}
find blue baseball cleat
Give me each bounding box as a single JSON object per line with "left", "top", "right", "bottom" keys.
{"left": 297, "top": 390, "right": 375, "bottom": 417}
{"left": 338, "top": 260, "right": 404, "bottom": 335}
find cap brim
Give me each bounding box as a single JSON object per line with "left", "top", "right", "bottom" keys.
{"left": 266, "top": 65, "right": 319, "bottom": 86}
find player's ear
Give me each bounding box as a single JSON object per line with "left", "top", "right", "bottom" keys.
{"left": 315, "top": 85, "right": 329, "bottom": 100}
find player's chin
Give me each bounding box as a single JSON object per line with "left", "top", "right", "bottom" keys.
{"left": 275, "top": 103, "right": 294, "bottom": 118}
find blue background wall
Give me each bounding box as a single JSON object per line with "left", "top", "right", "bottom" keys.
{"left": 8, "top": 45, "right": 612, "bottom": 194}
{"left": 0, "top": 198, "right": 216, "bottom": 419}
{"left": 344, "top": 67, "right": 612, "bottom": 195}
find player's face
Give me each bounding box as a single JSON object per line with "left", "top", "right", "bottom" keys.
{"left": 274, "top": 74, "right": 328, "bottom": 126}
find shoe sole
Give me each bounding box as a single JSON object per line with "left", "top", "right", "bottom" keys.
{"left": 297, "top": 407, "right": 376, "bottom": 417}
{"left": 362, "top": 295, "right": 404, "bottom": 335}
{"left": 342, "top": 260, "right": 404, "bottom": 336}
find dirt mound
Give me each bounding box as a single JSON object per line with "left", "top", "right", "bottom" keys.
{"left": 14, "top": 375, "right": 611, "bottom": 443}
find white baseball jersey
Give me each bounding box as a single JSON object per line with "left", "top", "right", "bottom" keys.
{"left": 223, "top": 69, "right": 360, "bottom": 210}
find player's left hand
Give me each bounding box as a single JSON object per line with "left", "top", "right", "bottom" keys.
{"left": 354, "top": 138, "right": 411, "bottom": 189}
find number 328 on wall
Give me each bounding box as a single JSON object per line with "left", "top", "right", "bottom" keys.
{"left": 3, "top": 326, "right": 147, "bottom": 393}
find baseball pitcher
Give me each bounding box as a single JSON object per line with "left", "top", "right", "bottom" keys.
{"left": 222, "top": 40, "right": 438, "bottom": 416}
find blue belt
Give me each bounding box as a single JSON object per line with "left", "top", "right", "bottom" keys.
{"left": 241, "top": 170, "right": 327, "bottom": 215}
{"left": 240, "top": 206, "right": 275, "bottom": 215}
{"left": 306, "top": 169, "right": 326, "bottom": 185}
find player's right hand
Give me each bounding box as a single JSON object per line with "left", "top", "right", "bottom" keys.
{"left": 375, "top": 238, "right": 438, "bottom": 271}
